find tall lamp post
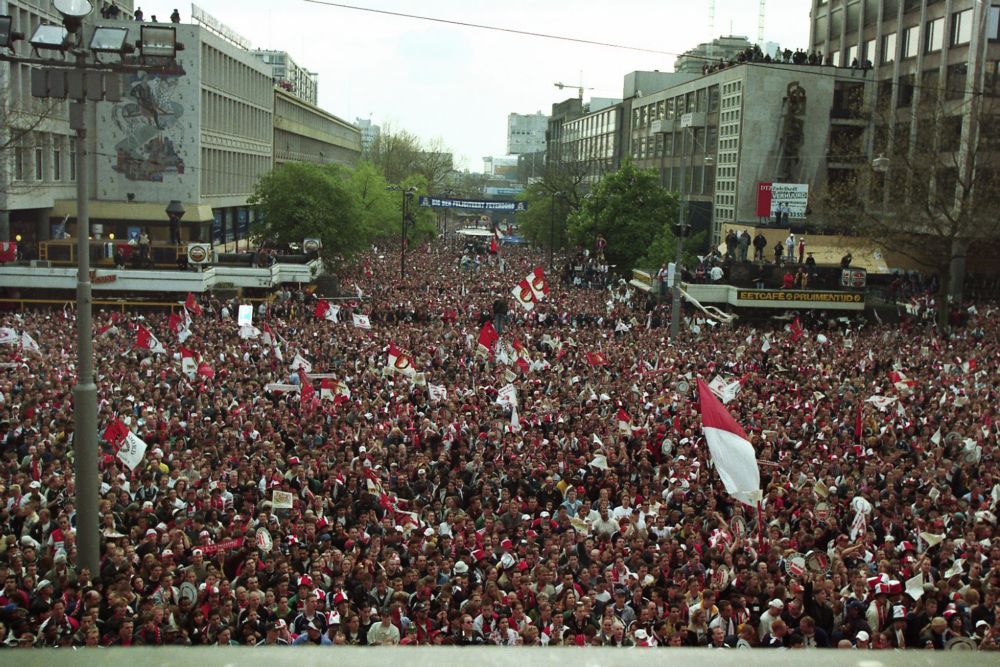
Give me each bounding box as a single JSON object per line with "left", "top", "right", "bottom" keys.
{"left": 0, "top": 2, "right": 184, "bottom": 574}
{"left": 548, "top": 190, "right": 562, "bottom": 269}
{"left": 670, "top": 120, "right": 694, "bottom": 341}
{"left": 386, "top": 185, "right": 417, "bottom": 280}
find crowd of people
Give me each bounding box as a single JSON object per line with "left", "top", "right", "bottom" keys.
{"left": 0, "top": 238, "right": 997, "bottom": 650}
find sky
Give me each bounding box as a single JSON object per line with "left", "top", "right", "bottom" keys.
{"left": 161, "top": 0, "right": 812, "bottom": 170}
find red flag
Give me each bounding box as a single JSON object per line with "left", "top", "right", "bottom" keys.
{"left": 102, "top": 418, "right": 129, "bottom": 447}
{"left": 185, "top": 292, "right": 203, "bottom": 317}
{"left": 168, "top": 312, "right": 183, "bottom": 334}
{"left": 587, "top": 351, "right": 609, "bottom": 366}
{"left": 490, "top": 236, "right": 498, "bottom": 254}
{"left": 197, "top": 362, "right": 215, "bottom": 379}
{"left": 0, "top": 242, "right": 16, "bottom": 263}
{"left": 299, "top": 369, "right": 315, "bottom": 403}
{"left": 478, "top": 321, "right": 499, "bottom": 355}
{"left": 135, "top": 325, "right": 165, "bottom": 353}
{"left": 512, "top": 338, "right": 530, "bottom": 373}
{"left": 527, "top": 267, "right": 550, "bottom": 300}
{"left": 790, "top": 317, "right": 804, "bottom": 342}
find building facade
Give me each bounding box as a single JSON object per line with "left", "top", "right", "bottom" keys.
{"left": 355, "top": 117, "right": 380, "bottom": 155}
{"left": 273, "top": 89, "right": 361, "bottom": 168}
{"left": 506, "top": 111, "right": 548, "bottom": 155}
{"left": 250, "top": 50, "right": 318, "bottom": 106}
{"left": 627, "top": 63, "right": 872, "bottom": 243}
{"left": 559, "top": 103, "right": 624, "bottom": 184}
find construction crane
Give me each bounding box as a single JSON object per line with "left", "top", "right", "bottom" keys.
{"left": 757, "top": 0, "right": 766, "bottom": 46}
{"left": 554, "top": 81, "right": 593, "bottom": 100}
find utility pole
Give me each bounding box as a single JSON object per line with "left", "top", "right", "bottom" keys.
{"left": 548, "top": 191, "right": 562, "bottom": 269}
{"left": 671, "top": 122, "right": 692, "bottom": 341}
{"left": 387, "top": 185, "right": 417, "bottom": 280}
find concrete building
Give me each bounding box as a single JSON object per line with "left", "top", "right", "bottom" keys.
{"left": 559, "top": 103, "right": 624, "bottom": 184}
{"left": 507, "top": 111, "right": 548, "bottom": 155}
{"left": 623, "top": 70, "right": 698, "bottom": 98}
{"left": 273, "top": 89, "right": 361, "bottom": 168}
{"left": 251, "top": 50, "right": 318, "bottom": 106}
{"left": 355, "top": 117, "right": 381, "bottom": 155}
{"left": 545, "top": 98, "right": 584, "bottom": 165}
{"left": 482, "top": 155, "right": 518, "bottom": 180}
{"left": 0, "top": 5, "right": 361, "bottom": 249}
{"left": 674, "top": 36, "right": 755, "bottom": 74}
{"left": 626, "top": 63, "right": 872, "bottom": 243}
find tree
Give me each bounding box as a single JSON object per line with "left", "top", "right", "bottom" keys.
{"left": 515, "top": 160, "right": 593, "bottom": 253}
{"left": 248, "top": 162, "right": 367, "bottom": 267}
{"left": 566, "top": 159, "right": 679, "bottom": 272}
{"left": 818, "top": 76, "right": 1000, "bottom": 328}
{"left": 366, "top": 124, "right": 455, "bottom": 193}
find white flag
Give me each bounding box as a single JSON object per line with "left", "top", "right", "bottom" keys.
{"left": 352, "top": 313, "right": 371, "bottom": 330}
{"left": 239, "top": 324, "right": 261, "bottom": 340}
{"left": 20, "top": 332, "right": 40, "bottom": 354}
{"left": 290, "top": 353, "right": 312, "bottom": 373}
{"left": 428, "top": 384, "right": 447, "bottom": 401}
{"left": 117, "top": 430, "right": 148, "bottom": 470}
{"left": 0, "top": 327, "right": 18, "bottom": 345}
{"left": 271, "top": 490, "right": 294, "bottom": 509}
{"left": 496, "top": 383, "right": 518, "bottom": 408}
{"left": 509, "top": 404, "right": 522, "bottom": 432}
{"left": 761, "top": 338, "right": 771, "bottom": 353}
{"left": 264, "top": 383, "right": 300, "bottom": 393}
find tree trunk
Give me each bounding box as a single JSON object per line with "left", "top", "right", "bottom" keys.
{"left": 936, "top": 238, "right": 968, "bottom": 330}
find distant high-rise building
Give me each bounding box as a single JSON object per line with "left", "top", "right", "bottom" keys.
{"left": 674, "top": 36, "right": 754, "bottom": 74}
{"left": 507, "top": 112, "right": 548, "bottom": 155}
{"left": 250, "top": 50, "right": 318, "bottom": 105}
{"left": 355, "top": 118, "right": 381, "bottom": 154}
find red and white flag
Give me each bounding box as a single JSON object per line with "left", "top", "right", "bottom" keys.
{"left": 789, "top": 317, "right": 804, "bottom": 342}
{"left": 102, "top": 418, "right": 130, "bottom": 447}
{"left": 478, "top": 321, "right": 499, "bottom": 355}
{"left": 0, "top": 242, "right": 16, "bottom": 263}
{"left": 526, "top": 267, "right": 550, "bottom": 301}
{"left": 697, "top": 378, "right": 761, "bottom": 504}
{"left": 616, "top": 408, "right": 632, "bottom": 434}
{"left": 320, "top": 378, "right": 351, "bottom": 403}
{"left": 298, "top": 369, "right": 316, "bottom": 404}
{"left": 197, "top": 362, "right": 215, "bottom": 379}
{"left": 136, "top": 325, "right": 165, "bottom": 354}
{"left": 0, "top": 327, "right": 18, "bottom": 346}
{"left": 587, "top": 351, "right": 609, "bottom": 366}
{"left": 511, "top": 279, "right": 535, "bottom": 312}
{"left": 352, "top": 313, "right": 371, "bottom": 330}
{"left": 512, "top": 338, "right": 530, "bottom": 373}
{"left": 20, "top": 332, "right": 40, "bottom": 354}
{"left": 387, "top": 343, "right": 416, "bottom": 378}
{"left": 290, "top": 353, "right": 312, "bottom": 374}
{"left": 314, "top": 300, "right": 340, "bottom": 323}
{"left": 179, "top": 346, "right": 198, "bottom": 380}
{"left": 185, "top": 292, "right": 203, "bottom": 317}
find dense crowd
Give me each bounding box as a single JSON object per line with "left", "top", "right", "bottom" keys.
{"left": 0, "top": 238, "right": 997, "bottom": 650}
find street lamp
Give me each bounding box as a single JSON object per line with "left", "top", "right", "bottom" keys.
{"left": 386, "top": 185, "right": 417, "bottom": 280}
{"left": 548, "top": 190, "right": 563, "bottom": 269}
{"left": 0, "top": 7, "right": 184, "bottom": 575}
{"left": 670, "top": 220, "right": 690, "bottom": 340}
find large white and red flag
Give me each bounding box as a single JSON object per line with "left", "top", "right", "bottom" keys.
{"left": 184, "top": 292, "right": 203, "bottom": 317}
{"left": 511, "top": 279, "right": 536, "bottom": 311}
{"left": 512, "top": 338, "right": 530, "bottom": 373}
{"left": 526, "top": 266, "right": 550, "bottom": 301}
{"left": 697, "top": 378, "right": 761, "bottom": 505}
{"left": 387, "top": 342, "right": 416, "bottom": 378}
{"left": 136, "top": 325, "right": 165, "bottom": 354}
{"left": 314, "top": 300, "right": 340, "bottom": 322}
{"left": 179, "top": 346, "right": 198, "bottom": 380}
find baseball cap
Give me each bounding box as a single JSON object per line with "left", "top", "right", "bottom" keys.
{"left": 769, "top": 599, "right": 784, "bottom": 609}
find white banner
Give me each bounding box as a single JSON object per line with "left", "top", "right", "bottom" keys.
{"left": 238, "top": 304, "right": 253, "bottom": 326}
{"left": 770, "top": 183, "right": 809, "bottom": 219}
{"left": 429, "top": 384, "right": 447, "bottom": 401}
{"left": 117, "top": 431, "right": 148, "bottom": 470}
{"left": 0, "top": 327, "right": 18, "bottom": 345}
{"left": 271, "top": 490, "right": 294, "bottom": 509}
{"left": 265, "top": 383, "right": 300, "bottom": 393}
{"left": 290, "top": 354, "right": 312, "bottom": 373}
{"left": 496, "top": 383, "right": 518, "bottom": 408}
{"left": 352, "top": 313, "right": 372, "bottom": 330}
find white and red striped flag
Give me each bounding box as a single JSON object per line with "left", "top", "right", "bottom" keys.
{"left": 697, "top": 378, "right": 761, "bottom": 505}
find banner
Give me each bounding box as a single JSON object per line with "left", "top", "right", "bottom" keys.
{"left": 199, "top": 537, "right": 245, "bottom": 556}
{"left": 418, "top": 196, "right": 527, "bottom": 212}
{"left": 496, "top": 383, "right": 518, "bottom": 408}
{"left": 757, "top": 182, "right": 809, "bottom": 219}
{"left": 272, "top": 490, "right": 294, "bottom": 509}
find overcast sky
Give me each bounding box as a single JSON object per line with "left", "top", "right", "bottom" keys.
{"left": 176, "top": 0, "right": 812, "bottom": 170}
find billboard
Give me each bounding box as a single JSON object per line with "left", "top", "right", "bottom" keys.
{"left": 756, "top": 182, "right": 809, "bottom": 220}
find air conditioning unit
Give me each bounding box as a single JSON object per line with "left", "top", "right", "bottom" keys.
{"left": 187, "top": 243, "right": 212, "bottom": 265}
{"left": 30, "top": 260, "right": 51, "bottom": 268}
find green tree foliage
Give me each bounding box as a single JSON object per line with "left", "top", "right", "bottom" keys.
{"left": 515, "top": 161, "right": 592, "bottom": 252}
{"left": 248, "top": 162, "right": 366, "bottom": 266}
{"left": 566, "top": 159, "right": 679, "bottom": 272}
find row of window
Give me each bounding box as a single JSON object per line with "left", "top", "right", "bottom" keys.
{"left": 202, "top": 89, "right": 272, "bottom": 142}
{"left": 11, "top": 133, "right": 76, "bottom": 184}
{"left": 631, "top": 86, "right": 721, "bottom": 129}
{"left": 202, "top": 44, "right": 275, "bottom": 108}
{"left": 562, "top": 109, "right": 616, "bottom": 142}
{"left": 201, "top": 148, "right": 270, "bottom": 197}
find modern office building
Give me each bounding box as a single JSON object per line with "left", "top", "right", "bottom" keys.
{"left": 558, "top": 103, "right": 625, "bottom": 183}
{"left": 251, "top": 49, "right": 319, "bottom": 106}
{"left": 355, "top": 117, "right": 381, "bottom": 155}
{"left": 507, "top": 111, "right": 548, "bottom": 155}
{"left": 674, "top": 36, "right": 756, "bottom": 74}
{"left": 626, "top": 63, "right": 872, "bottom": 243}
{"left": 273, "top": 89, "right": 361, "bottom": 168}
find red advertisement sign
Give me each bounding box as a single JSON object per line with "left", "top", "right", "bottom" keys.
{"left": 756, "top": 182, "right": 773, "bottom": 217}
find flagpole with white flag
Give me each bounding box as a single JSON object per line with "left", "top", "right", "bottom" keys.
{"left": 697, "top": 378, "right": 761, "bottom": 506}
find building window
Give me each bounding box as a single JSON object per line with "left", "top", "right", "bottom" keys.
{"left": 989, "top": 6, "right": 1000, "bottom": 40}
{"left": 864, "top": 38, "right": 876, "bottom": 64}
{"left": 848, "top": 44, "right": 859, "bottom": 66}
{"left": 34, "top": 147, "right": 44, "bottom": 181}
{"left": 53, "top": 149, "right": 61, "bottom": 181}
{"left": 881, "top": 33, "right": 896, "bottom": 64}
{"left": 946, "top": 62, "right": 968, "bottom": 100}
{"left": 14, "top": 148, "right": 24, "bottom": 181}
{"left": 70, "top": 150, "right": 76, "bottom": 181}
{"left": 926, "top": 17, "right": 944, "bottom": 52}
{"left": 903, "top": 26, "right": 919, "bottom": 58}
{"left": 951, "top": 8, "right": 973, "bottom": 46}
